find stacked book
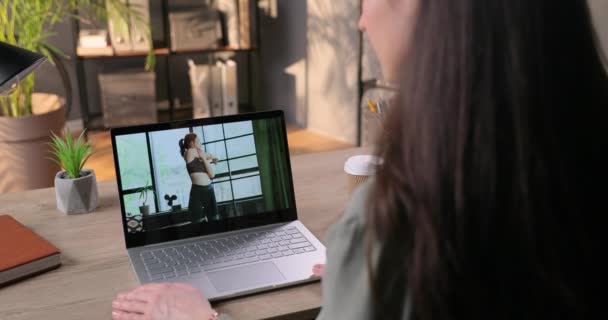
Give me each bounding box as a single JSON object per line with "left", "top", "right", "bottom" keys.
{"left": 77, "top": 29, "right": 113, "bottom": 56}
{"left": 189, "top": 59, "right": 239, "bottom": 119}
{"left": 0, "top": 215, "right": 61, "bottom": 287}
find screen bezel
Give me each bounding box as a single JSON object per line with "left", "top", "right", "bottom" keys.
{"left": 110, "top": 110, "right": 298, "bottom": 248}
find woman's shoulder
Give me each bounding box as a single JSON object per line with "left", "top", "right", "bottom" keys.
{"left": 316, "top": 179, "right": 376, "bottom": 320}
{"left": 341, "top": 178, "right": 375, "bottom": 228}
{"left": 324, "top": 179, "right": 374, "bottom": 251}
{"left": 319, "top": 178, "right": 413, "bottom": 320}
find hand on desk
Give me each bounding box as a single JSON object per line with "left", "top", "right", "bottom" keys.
{"left": 112, "top": 283, "right": 214, "bottom": 320}
{"left": 111, "top": 265, "right": 327, "bottom": 320}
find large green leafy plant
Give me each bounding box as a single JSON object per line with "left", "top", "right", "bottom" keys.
{"left": 48, "top": 129, "right": 94, "bottom": 179}
{"left": 0, "top": 0, "right": 154, "bottom": 117}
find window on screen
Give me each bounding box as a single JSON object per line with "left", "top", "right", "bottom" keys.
{"left": 115, "top": 120, "right": 273, "bottom": 225}
{"left": 194, "top": 120, "right": 263, "bottom": 217}
{"left": 115, "top": 133, "right": 157, "bottom": 216}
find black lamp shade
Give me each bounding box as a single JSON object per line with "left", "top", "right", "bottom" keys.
{"left": 0, "top": 41, "right": 47, "bottom": 93}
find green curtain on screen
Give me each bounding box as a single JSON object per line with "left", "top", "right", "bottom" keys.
{"left": 253, "top": 119, "right": 290, "bottom": 211}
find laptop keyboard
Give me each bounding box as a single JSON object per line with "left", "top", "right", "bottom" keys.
{"left": 140, "top": 227, "right": 317, "bottom": 281}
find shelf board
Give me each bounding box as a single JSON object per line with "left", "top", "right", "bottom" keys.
{"left": 77, "top": 47, "right": 169, "bottom": 58}
{"left": 169, "top": 46, "right": 256, "bottom": 55}
{"left": 86, "top": 103, "right": 255, "bottom": 130}
{"left": 77, "top": 46, "right": 255, "bottom": 59}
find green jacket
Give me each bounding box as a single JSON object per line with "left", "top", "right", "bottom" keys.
{"left": 221, "top": 180, "right": 411, "bottom": 319}
{"left": 316, "top": 180, "right": 411, "bottom": 319}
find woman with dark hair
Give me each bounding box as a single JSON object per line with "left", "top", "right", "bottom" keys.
{"left": 179, "top": 133, "right": 220, "bottom": 222}
{"left": 112, "top": 0, "right": 607, "bottom": 319}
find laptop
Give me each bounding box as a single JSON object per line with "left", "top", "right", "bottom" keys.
{"left": 110, "top": 110, "right": 326, "bottom": 301}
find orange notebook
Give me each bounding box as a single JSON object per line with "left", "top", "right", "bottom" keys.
{"left": 0, "top": 215, "right": 61, "bottom": 287}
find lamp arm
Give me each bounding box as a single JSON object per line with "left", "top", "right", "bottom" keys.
{"left": 45, "top": 48, "right": 72, "bottom": 118}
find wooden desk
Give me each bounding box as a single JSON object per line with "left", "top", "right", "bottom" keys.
{"left": 0, "top": 147, "right": 369, "bottom": 320}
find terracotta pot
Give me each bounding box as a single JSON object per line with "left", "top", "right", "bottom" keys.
{"left": 0, "top": 93, "right": 66, "bottom": 193}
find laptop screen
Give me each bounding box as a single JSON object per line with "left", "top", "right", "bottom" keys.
{"left": 111, "top": 111, "right": 297, "bottom": 248}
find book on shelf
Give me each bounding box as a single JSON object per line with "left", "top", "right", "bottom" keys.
{"left": 169, "top": 9, "right": 223, "bottom": 51}
{"left": 129, "top": 0, "right": 152, "bottom": 51}
{"left": 209, "top": 61, "right": 224, "bottom": 117}
{"left": 78, "top": 29, "right": 109, "bottom": 48}
{"left": 238, "top": 0, "right": 251, "bottom": 48}
{"left": 0, "top": 215, "right": 61, "bottom": 287}
{"left": 188, "top": 59, "right": 239, "bottom": 118}
{"left": 77, "top": 46, "right": 114, "bottom": 57}
{"left": 218, "top": 0, "right": 240, "bottom": 48}
{"left": 107, "top": 0, "right": 133, "bottom": 52}
{"left": 221, "top": 59, "right": 239, "bottom": 116}
{"left": 188, "top": 59, "right": 212, "bottom": 118}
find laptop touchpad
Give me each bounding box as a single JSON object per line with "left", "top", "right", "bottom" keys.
{"left": 207, "top": 262, "right": 286, "bottom": 293}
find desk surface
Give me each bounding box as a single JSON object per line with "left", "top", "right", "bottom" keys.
{"left": 0, "top": 147, "right": 369, "bottom": 320}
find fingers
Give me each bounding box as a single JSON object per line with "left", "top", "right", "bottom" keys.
{"left": 126, "top": 283, "right": 166, "bottom": 302}
{"left": 172, "top": 282, "right": 199, "bottom": 293}
{"left": 111, "top": 309, "right": 145, "bottom": 320}
{"left": 312, "top": 264, "right": 320, "bottom": 275}
{"left": 312, "top": 264, "right": 326, "bottom": 277}
{"left": 112, "top": 285, "right": 171, "bottom": 320}
{"left": 112, "top": 299, "right": 147, "bottom": 314}
{"left": 116, "top": 291, "right": 143, "bottom": 303}
{"left": 115, "top": 292, "right": 130, "bottom": 301}
{"left": 313, "top": 263, "right": 324, "bottom": 271}
{"left": 115, "top": 283, "right": 168, "bottom": 304}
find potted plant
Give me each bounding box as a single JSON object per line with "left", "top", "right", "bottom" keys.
{"left": 138, "top": 181, "right": 155, "bottom": 216}
{"left": 49, "top": 129, "right": 98, "bottom": 214}
{"left": 0, "top": 0, "right": 154, "bottom": 193}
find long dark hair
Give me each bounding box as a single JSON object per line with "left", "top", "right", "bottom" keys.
{"left": 179, "top": 133, "right": 197, "bottom": 157}
{"left": 368, "top": 1, "right": 607, "bottom": 319}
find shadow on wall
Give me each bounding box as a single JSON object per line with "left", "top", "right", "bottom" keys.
{"left": 307, "top": 0, "right": 360, "bottom": 145}
{"left": 258, "top": 0, "right": 308, "bottom": 126}
{"left": 362, "top": 33, "right": 382, "bottom": 81}
{"left": 589, "top": 0, "right": 608, "bottom": 65}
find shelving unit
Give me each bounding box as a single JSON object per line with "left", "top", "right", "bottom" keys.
{"left": 76, "top": 46, "right": 257, "bottom": 58}
{"left": 72, "top": 0, "right": 260, "bottom": 131}
{"left": 76, "top": 47, "right": 170, "bottom": 58}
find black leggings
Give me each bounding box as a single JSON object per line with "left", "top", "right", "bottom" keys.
{"left": 188, "top": 184, "right": 219, "bottom": 222}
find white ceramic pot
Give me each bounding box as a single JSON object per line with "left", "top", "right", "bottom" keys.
{"left": 54, "top": 169, "right": 99, "bottom": 214}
